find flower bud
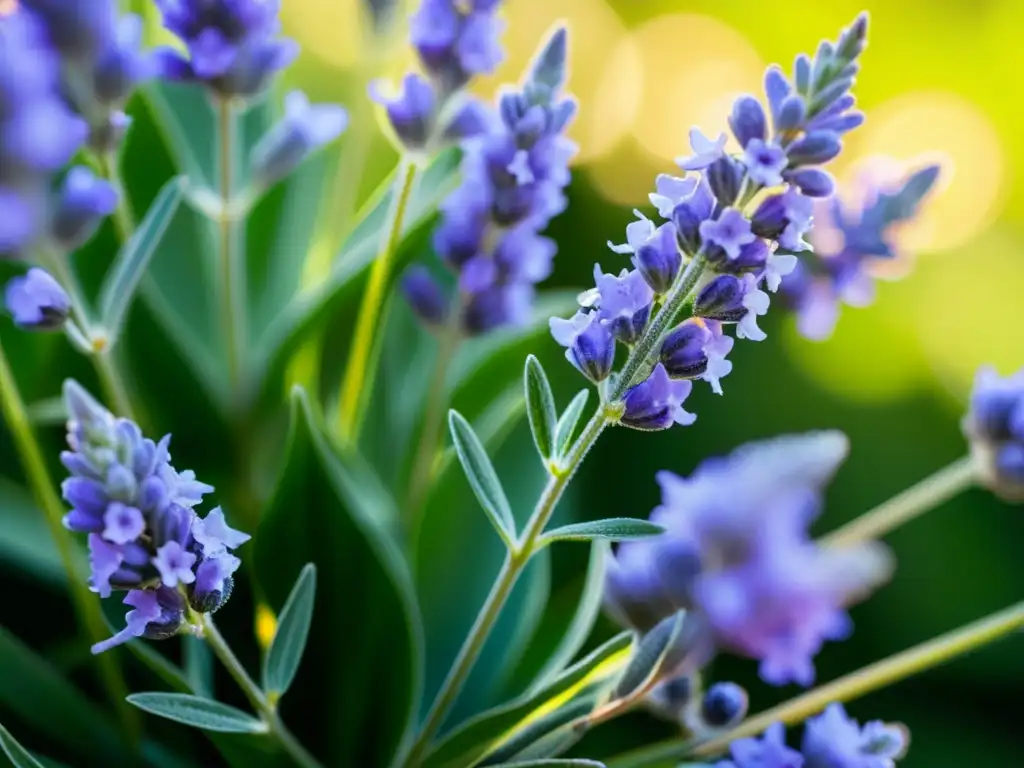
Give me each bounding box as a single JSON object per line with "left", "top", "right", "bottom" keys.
{"left": 728, "top": 95, "right": 766, "bottom": 148}
{"left": 401, "top": 266, "right": 449, "bottom": 326}
{"left": 742, "top": 139, "right": 788, "bottom": 188}
{"left": 707, "top": 156, "right": 743, "bottom": 206}
{"left": 700, "top": 682, "right": 748, "bottom": 729}
{"left": 775, "top": 95, "right": 807, "bottom": 132}
{"left": 785, "top": 131, "right": 842, "bottom": 166}
{"left": 785, "top": 167, "right": 834, "bottom": 198}
{"left": 660, "top": 319, "right": 711, "bottom": 379}
{"left": 646, "top": 674, "right": 695, "bottom": 720}
{"left": 671, "top": 178, "right": 715, "bottom": 255}
{"left": 51, "top": 167, "right": 118, "bottom": 249}
{"left": 632, "top": 224, "right": 681, "bottom": 294}
{"left": 621, "top": 364, "right": 696, "bottom": 431}
{"left": 694, "top": 275, "right": 748, "bottom": 322}
{"left": 550, "top": 311, "right": 615, "bottom": 383}
{"left": 251, "top": 92, "right": 347, "bottom": 189}
{"left": 4, "top": 268, "right": 70, "bottom": 331}
{"left": 371, "top": 74, "right": 435, "bottom": 151}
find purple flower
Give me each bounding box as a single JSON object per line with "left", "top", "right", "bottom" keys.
{"left": 608, "top": 210, "right": 658, "bottom": 254}
{"left": 620, "top": 363, "right": 696, "bottom": 431}
{"left": 672, "top": 177, "right": 716, "bottom": 255}
{"left": 963, "top": 366, "right": 1024, "bottom": 501}
{"left": 718, "top": 723, "right": 804, "bottom": 768}
{"left": 550, "top": 310, "right": 615, "bottom": 383}
{"left": 649, "top": 174, "right": 698, "bottom": 218}
{"left": 251, "top": 91, "right": 348, "bottom": 188}
{"left": 61, "top": 380, "right": 249, "bottom": 653}
{"left": 605, "top": 432, "right": 892, "bottom": 686}
{"left": 154, "top": 0, "right": 298, "bottom": 96}
{"left": 801, "top": 704, "right": 908, "bottom": 768}
{"left": 91, "top": 588, "right": 187, "bottom": 654}
{"left": 410, "top": 0, "right": 504, "bottom": 90}
{"left": 677, "top": 128, "right": 727, "bottom": 171}
{"left": 694, "top": 274, "right": 770, "bottom": 342}
{"left": 752, "top": 189, "right": 814, "bottom": 253}
{"left": 660, "top": 319, "right": 711, "bottom": 379}
{"left": 51, "top": 167, "right": 119, "bottom": 249}
{"left": 699, "top": 208, "right": 756, "bottom": 261}
{"left": 702, "top": 320, "right": 734, "bottom": 395}
{"left": 594, "top": 266, "right": 654, "bottom": 344}
{"left": 4, "top": 268, "right": 70, "bottom": 330}
{"left": 742, "top": 139, "right": 788, "bottom": 187}
{"left": 401, "top": 265, "right": 449, "bottom": 326}
{"left": 371, "top": 74, "right": 436, "bottom": 151}
{"left": 408, "top": 26, "right": 574, "bottom": 336}
{"left": 729, "top": 96, "right": 767, "bottom": 148}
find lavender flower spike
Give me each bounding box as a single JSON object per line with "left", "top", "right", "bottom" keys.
{"left": 60, "top": 380, "right": 249, "bottom": 653}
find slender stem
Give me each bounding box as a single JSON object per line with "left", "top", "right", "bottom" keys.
{"left": 336, "top": 158, "right": 419, "bottom": 444}
{"left": 607, "top": 600, "right": 1024, "bottom": 768}
{"left": 195, "top": 613, "right": 324, "bottom": 768}
{"left": 98, "top": 151, "right": 136, "bottom": 241}
{"left": 822, "top": 454, "right": 979, "bottom": 549}
{"left": 92, "top": 348, "right": 137, "bottom": 421}
{"left": 404, "top": 302, "right": 464, "bottom": 538}
{"left": 217, "top": 97, "right": 244, "bottom": 394}
{"left": 402, "top": 408, "right": 611, "bottom": 767}
{"left": 0, "top": 334, "right": 139, "bottom": 741}
{"left": 610, "top": 253, "right": 707, "bottom": 402}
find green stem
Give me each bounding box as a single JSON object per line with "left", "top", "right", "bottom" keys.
{"left": 401, "top": 408, "right": 612, "bottom": 767}
{"left": 0, "top": 334, "right": 139, "bottom": 742}
{"left": 217, "top": 97, "right": 245, "bottom": 395}
{"left": 822, "top": 454, "right": 979, "bottom": 549}
{"left": 195, "top": 612, "right": 324, "bottom": 768}
{"left": 336, "top": 158, "right": 419, "bottom": 444}
{"left": 606, "top": 600, "right": 1024, "bottom": 768}
{"left": 609, "top": 253, "right": 707, "bottom": 401}
{"left": 404, "top": 301, "right": 464, "bottom": 540}
{"left": 98, "top": 152, "right": 136, "bottom": 241}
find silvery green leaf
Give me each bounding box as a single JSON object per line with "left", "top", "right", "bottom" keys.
{"left": 524, "top": 355, "right": 557, "bottom": 463}
{"left": 98, "top": 177, "right": 183, "bottom": 344}
{"left": 539, "top": 519, "right": 665, "bottom": 547}
{"left": 554, "top": 390, "right": 589, "bottom": 459}
{"left": 614, "top": 611, "right": 686, "bottom": 699}
{"left": 0, "top": 722, "right": 46, "bottom": 768}
{"left": 127, "top": 693, "right": 267, "bottom": 734}
{"left": 423, "top": 632, "right": 632, "bottom": 768}
{"left": 262, "top": 563, "right": 317, "bottom": 697}
{"left": 529, "top": 541, "right": 608, "bottom": 692}
{"left": 448, "top": 410, "right": 517, "bottom": 547}
{"left": 491, "top": 763, "right": 604, "bottom": 768}
{"left": 477, "top": 699, "right": 592, "bottom": 766}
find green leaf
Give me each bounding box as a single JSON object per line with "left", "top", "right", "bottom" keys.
{"left": 98, "top": 176, "right": 183, "bottom": 342}
{"left": 423, "top": 632, "right": 632, "bottom": 768}
{"left": 24, "top": 396, "right": 66, "bottom": 427}
{"left": 434, "top": 386, "right": 525, "bottom": 481}
{"left": 614, "top": 612, "right": 686, "bottom": 699}
{"left": 262, "top": 563, "right": 317, "bottom": 698}
{"left": 0, "top": 722, "right": 45, "bottom": 768}
{"left": 252, "top": 149, "right": 461, "bottom": 391}
{"left": 539, "top": 519, "right": 665, "bottom": 547}
{"left": 477, "top": 699, "right": 592, "bottom": 766}
{"left": 0, "top": 628, "right": 123, "bottom": 760}
{"left": 529, "top": 541, "right": 609, "bottom": 692}
{"left": 0, "top": 479, "right": 73, "bottom": 587}
{"left": 524, "top": 355, "right": 557, "bottom": 463}
{"left": 253, "top": 389, "right": 421, "bottom": 767}
{"left": 126, "top": 694, "right": 267, "bottom": 734}
{"left": 554, "top": 390, "right": 589, "bottom": 459}
{"left": 448, "top": 410, "right": 517, "bottom": 547}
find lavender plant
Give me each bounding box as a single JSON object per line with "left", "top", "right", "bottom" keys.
{"left": 0, "top": 4, "right": 1020, "bottom": 768}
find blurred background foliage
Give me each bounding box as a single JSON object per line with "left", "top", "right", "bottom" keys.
{"left": 2, "top": 0, "right": 1023, "bottom": 766}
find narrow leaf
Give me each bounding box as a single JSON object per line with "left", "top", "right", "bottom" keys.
{"left": 540, "top": 519, "right": 665, "bottom": 547}
{"left": 99, "top": 177, "right": 184, "bottom": 340}
{"left": 479, "top": 699, "right": 592, "bottom": 765}
{"left": 127, "top": 693, "right": 267, "bottom": 734}
{"left": 554, "top": 390, "right": 589, "bottom": 459}
{"left": 423, "top": 632, "right": 632, "bottom": 768}
{"left": 614, "top": 611, "right": 686, "bottom": 698}
{"left": 524, "top": 355, "right": 557, "bottom": 463}
{"left": 448, "top": 410, "right": 516, "bottom": 545}
{"left": 530, "top": 541, "right": 609, "bottom": 692}
{"left": 262, "top": 563, "right": 317, "bottom": 697}
{"left": 0, "top": 723, "right": 45, "bottom": 768}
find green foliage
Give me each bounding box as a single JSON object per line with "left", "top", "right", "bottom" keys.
{"left": 525, "top": 355, "right": 558, "bottom": 464}
{"left": 261, "top": 564, "right": 317, "bottom": 699}
{"left": 449, "top": 409, "right": 518, "bottom": 547}
{"left": 0, "top": 722, "right": 46, "bottom": 768}
{"left": 126, "top": 694, "right": 267, "bottom": 734}
{"left": 537, "top": 520, "right": 665, "bottom": 547}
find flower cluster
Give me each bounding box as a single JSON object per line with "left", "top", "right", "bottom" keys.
{"left": 604, "top": 432, "right": 893, "bottom": 686}
{"left": 374, "top": 0, "right": 504, "bottom": 152}
{"left": 402, "top": 26, "right": 576, "bottom": 334}
{"left": 963, "top": 366, "right": 1024, "bottom": 501}
{"left": 154, "top": 0, "right": 298, "bottom": 98}
{"left": 22, "top": 0, "right": 156, "bottom": 153}
{"left": 779, "top": 164, "right": 940, "bottom": 340}
{"left": 60, "top": 381, "right": 249, "bottom": 654}
{"left": 550, "top": 14, "right": 870, "bottom": 430}
{"left": 718, "top": 704, "right": 907, "bottom": 768}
